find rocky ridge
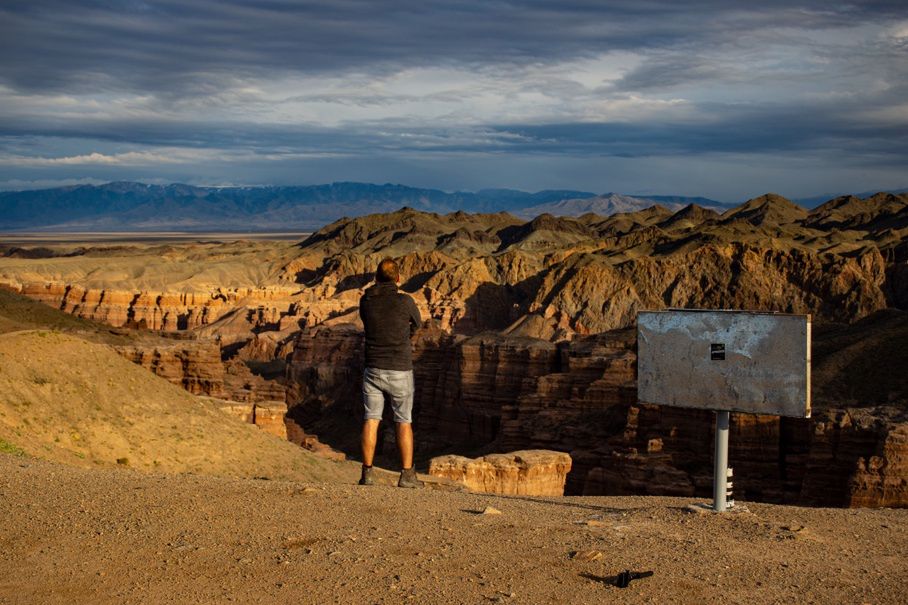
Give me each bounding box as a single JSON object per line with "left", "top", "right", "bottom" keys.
{"left": 280, "top": 192, "right": 906, "bottom": 340}
{"left": 5, "top": 192, "right": 905, "bottom": 343}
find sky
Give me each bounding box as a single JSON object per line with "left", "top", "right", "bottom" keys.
{"left": 0, "top": 1, "right": 906, "bottom": 203}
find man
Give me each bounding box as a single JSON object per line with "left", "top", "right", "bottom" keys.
{"left": 357, "top": 257, "right": 423, "bottom": 488}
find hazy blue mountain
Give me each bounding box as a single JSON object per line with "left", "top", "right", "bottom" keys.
{"left": 0, "top": 182, "right": 591, "bottom": 231}
{"left": 21, "top": 181, "right": 906, "bottom": 231}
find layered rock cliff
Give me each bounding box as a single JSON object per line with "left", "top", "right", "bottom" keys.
{"left": 285, "top": 311, "right": 908, "bottom": 507}
{"left": 114, "top": 340, "right": 288, "bottom": 404}
{"left": 115, "top": 341, "right": 228, "bottom": 398}
{"left": 2, "top": 281, "right": 301, "bottom": 341}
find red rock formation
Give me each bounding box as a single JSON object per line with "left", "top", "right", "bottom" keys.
{"left": 251, "top": 401, "right": 289, "bottom": 440}
{"left": 114, "top": 338, "right": 290, "bottom": 405}
{"left": 283, "top": 323, "right": 366, "bottom": 453}
{"left": 497, "top": 331, "right": 908, "bottom": 508}
{"left": 20, "top": 282, "right": 68, "bottom": 308}
{"left": 802, "top": 407, "right": 908, "bottom": 507}
{"left": 418, "top": 333, "right": 559, "bottom": 448}
{"left": 15, "top": 281, "right": 301, "bottom": 337}
{"left": 847, "top": 415, "right": 908, "bottom": 508}
{"left": 223, "top": 358, "right": 288, "bottom": 403}
{"left": 218, "top": 402, "right": 255, "bottom": 424}
{"left": 218, "top": 400, "right": 299, "bottom": 442}
{"left": 116, "top": 341, "right": 228, "bottom": 398}
{"left": 429, "top": 450, "right": 572, "bottom": 496}
{"left": 284, "top": 324, "right": 559, "bottom": 455}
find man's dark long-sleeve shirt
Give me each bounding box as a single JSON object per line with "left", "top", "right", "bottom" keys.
{"left": 359, "top": 282, "right": 421, "bottom": 370}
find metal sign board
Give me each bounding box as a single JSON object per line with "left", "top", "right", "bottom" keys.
{"left": 637, "top": 310, "right": 811, "bottom": 418}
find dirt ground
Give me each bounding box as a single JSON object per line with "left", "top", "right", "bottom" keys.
{"left": 1, "top": 454, "right": 905, "bottom": 605}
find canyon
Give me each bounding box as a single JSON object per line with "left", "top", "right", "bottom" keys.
{"left": 286, "top": 317, "right": 908, "bottom": 507}
{"left": 2, "top": 191, "right": 906, "bottom": 505}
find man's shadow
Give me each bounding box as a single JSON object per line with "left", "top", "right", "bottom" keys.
{"left": 580, "top": 570, "right": 654, "bottom": 588}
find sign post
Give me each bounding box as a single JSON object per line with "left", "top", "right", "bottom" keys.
{"left": 713, "top": 410, "right": 730, "bottom": 512}
{"left": 637, "top": 310, "right": 811, "bottom": 512}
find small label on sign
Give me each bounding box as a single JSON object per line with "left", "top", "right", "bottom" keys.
{"left": 710, "top": 343, "right": 725, "bottom": 360}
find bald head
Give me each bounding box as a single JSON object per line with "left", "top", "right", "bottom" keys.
{"left": 376, "top": 257, "right": 399, "bottom": 283}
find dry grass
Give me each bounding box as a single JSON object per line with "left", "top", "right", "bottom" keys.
{"left": 0, "top": 330, "right": 355, "bottom": 482}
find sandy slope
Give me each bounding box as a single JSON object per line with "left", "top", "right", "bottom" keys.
{"left": 1, "top": 454, "right": 906, "bottom": 605}
{"left": 0, "top": 330, "right": 354, "bottom": 482}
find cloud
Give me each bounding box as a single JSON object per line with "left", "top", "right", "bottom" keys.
{"left": 0, "top": 146, "right": 351, "bottom": 168}
{"left": 0, "top": 177, "right": 109, "bottom": 191}
{"left": 1, "top": 1, "right": 902, "bottom": 95}
{"left": 0, "top": 150, "right": 203, "bottom": 166}
{"left": 0, "top": 1, "right": 906, "bottom": 198}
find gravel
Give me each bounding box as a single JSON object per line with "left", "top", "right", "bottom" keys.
{"left": 2, "top": 454, "right": 906, "bottom": 604}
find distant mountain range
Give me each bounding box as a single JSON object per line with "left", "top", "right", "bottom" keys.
{"left": 0, "top": 181, "right": 726, "bottom": 232}
{"left": 0, "top": 180, "right": 904, "bottom": 232}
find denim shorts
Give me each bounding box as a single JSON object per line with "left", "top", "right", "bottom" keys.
{"left": 362, "top": 367, "right": 414, "bottom": 424}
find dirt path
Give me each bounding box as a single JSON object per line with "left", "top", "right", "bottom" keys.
{"left": 1, "top": 454, "right": 906, "bottom": 605}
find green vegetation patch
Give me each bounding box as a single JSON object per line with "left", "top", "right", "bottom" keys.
{"left": 0, "top": 438, "right": 25, "bottom": 456}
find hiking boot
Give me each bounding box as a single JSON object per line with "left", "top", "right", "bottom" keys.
{"left": 358, "top": 465, "right": 374, "bottom": 486}
{"left": 397, "top": 467, "right": 424, "bottom": 488}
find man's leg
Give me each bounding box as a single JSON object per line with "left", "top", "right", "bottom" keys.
{"left": 360, "top": 368, "right": 384, "bottom": 486}
{"left": 395, "top": 420, "right": 422, "bottom": 488}
{"left": 387, "top": 369, "right": 422, "bottom": 488}
{"left": 396, "top": 422, "right": 413, "bottom": 470}
{"left": 361, "top": 419, "right": 380, "bottom": 467}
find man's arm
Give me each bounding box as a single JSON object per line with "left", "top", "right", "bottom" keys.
{"left": 407, "top": 296, "right": 421, "bottom": 335}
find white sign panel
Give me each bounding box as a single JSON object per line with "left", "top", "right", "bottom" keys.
{"left": 637, "top": 310, "right": 811, "bottom": 418}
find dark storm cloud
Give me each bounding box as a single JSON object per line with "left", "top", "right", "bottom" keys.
{"left": 0, "top": 112, "right": 503, "bottom": 155}
{"left": 610, "top": 56, "right": 729, "bottom": 92}
{"left": 0, "top": 0, "right": 902, "bottom": 94}
{"left": 1, "top": 1, "right": 907, "bottom": 197}
{"left": 4, "top": 96, "right": 906, "bottom": 165}
{"left": 494, "top": 109, "right": 908, "bottom": 160}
